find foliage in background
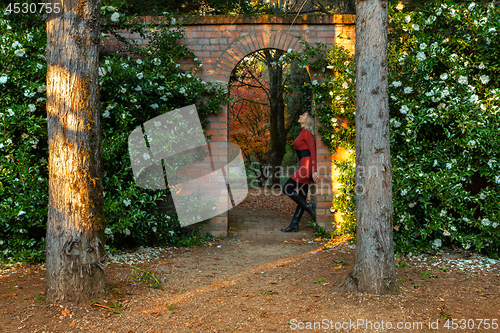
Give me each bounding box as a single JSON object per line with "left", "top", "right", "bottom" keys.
{"left": 0, "top": 2, "right": 226, "bottom": 263}
{"left": 0, "top": 5, "right": 48, "bottom": 263}
{"left": 285, "top": 1, "right": 500, "bottom": 257}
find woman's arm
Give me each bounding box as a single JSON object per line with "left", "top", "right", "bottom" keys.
{"left": 304, "top": 129, "right": 319, "bottom": 182}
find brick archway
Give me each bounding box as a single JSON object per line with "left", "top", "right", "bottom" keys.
{"left": 103, "top": 14, "right": 356, "bottom": 236}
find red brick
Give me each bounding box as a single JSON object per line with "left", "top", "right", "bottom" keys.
{"left": 205, "top": 31, "right": 221, "bottom": 38}
{"left": 317, "top": 201, "right": 332, "bottom": 209}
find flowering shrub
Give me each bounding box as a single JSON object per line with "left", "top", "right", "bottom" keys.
{"left": 388, "top": 1, "right": 500, "bottom": 255}
{"left": 286, "top": 1, "right": 500, "bottom": 256}
{"left": 0, "top": 7, "right": 48, "bottom": 263}
{"left": 0, "top": 3, "right": 226, "bottom": 263}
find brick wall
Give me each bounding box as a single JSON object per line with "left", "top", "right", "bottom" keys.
{"left": 102, "top": 14, "right": 356, "bottom": 236}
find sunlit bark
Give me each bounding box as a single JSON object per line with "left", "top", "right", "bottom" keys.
{"left": 45, "top": 0, "right": 106, "bottom": 303}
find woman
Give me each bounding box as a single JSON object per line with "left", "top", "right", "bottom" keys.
{"left": 281, "top": 112, "right": 319, "bottom": 232}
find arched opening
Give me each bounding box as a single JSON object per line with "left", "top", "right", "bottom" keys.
{"left": 226, "top": 48, "right": 316, "bottom": 241}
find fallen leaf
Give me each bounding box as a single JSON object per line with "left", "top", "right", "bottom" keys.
{"left": 242, "top": 294, "right": 249, "bottom": 297}
{"left": 282, "top": 240, "right": 288, "bottom": 243}
{"left": 61, "top": 309, "right": 70, "bottom": 316}
{"left": 69, "top": 322, "right": 75, "bottom": 327}
{"left": 332, "top": 265, "right": 342, "bottom": 269}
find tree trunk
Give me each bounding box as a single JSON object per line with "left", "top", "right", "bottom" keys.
{"left": 265, "top": 49, "right": 287, "bottom": 187}
{"left": 340, "top": 0, "right": 396, "bottom": 294}
{"left": 45, "top": 0, "right": 106, "bottom": 303}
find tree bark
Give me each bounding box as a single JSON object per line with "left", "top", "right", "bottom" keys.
{"left": 45, "top": 0, "right": 106, "bottom": 303}
{"left": 264, "top": 49, "right": 287, "bottom": 187}
{"left": 340, "top": 0, "right": 397, "bottom": 294}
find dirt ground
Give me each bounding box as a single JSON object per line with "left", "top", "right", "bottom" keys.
{"left": 1, "top": 189, "right": 500, "bottom": 333}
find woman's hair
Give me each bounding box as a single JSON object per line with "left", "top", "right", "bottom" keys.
{"left": 304, "top": 112, "right": 316, "bottom": 136}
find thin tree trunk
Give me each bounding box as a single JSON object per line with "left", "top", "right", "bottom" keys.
{"left": 45, "top": 0, "right": 106, "bottom": 303}
{"left": 265, "top": 49, "right": 286, "bottom": 187}
{"left": 340, "top": 0, "right": 396, "bottom": 294}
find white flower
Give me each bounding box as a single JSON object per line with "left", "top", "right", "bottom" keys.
{"left": 479, "top": 75, "right": 490, "bottom": 84}
{"left": 440, "top": 209, "right": 447, "bottom": 217}
{"left": 150, "top": 103, "right": 159, "bottom": 109}
{"left": 440, "top": 73, "right": 448, "bottom": 80}
{"left": 416, "top": 52, "right": 426, "bottom": 61}
{"left": 408, "top": 202, "right": 416, "bottom": 208}
{"left": 17, "top": 210, "right": 26, "bottom": 216}
{"left": 179, "top": 87, "right": 186, "bottom": 94}
{"left": 171, "top": 18, "right": 177, "bottom": 25}
{"left": 496, "top": 175, "right": 500, "bottom": 184}
{"left": 7, "top": 109, "right": 14, "bottom": 116}
{"left": 412, "top": 24, "right": 420, "bottom": 31}
{"left": 404, "top": 87, "right": 413, "bottom": 94}
{"left": 468, "top": 140, "right": 476, "bottom": 146}
{"left": 463, "top": 243, "right": 471, "bottom": 250}
{"left": 478, "top": 62, "right": 485, "bottom": 70}
{"left": 143, "top": 153, "right": 150, "bottom": 160}
{"left": 469, "top": 94, "right": 479, "bottom": 104}
{"left": 420, "top": 43, "right": 427, "bottom": 50}
{"left": 123, "top": 199, "right": 131, "bottom": 206}
{"left": 99, "top": 67, "right": 106, "bottom": 76}
{"left": 124, "top": 228, "right": 131, "bottom": 236}
{"left": 492, "top": 223, "right": 498, "bottom": 228}
{"left": 450, "top": 226, "right": 457, "bottom": 231}
{"left": 433, "top": 160, "right": 438, "bottom": 167}
{"left": 169, "top": 230, "right": 175, "bottom": 235}
{"left": 121, "top": 63, "right": 129, "bottom": 69}
{"left": 131, "top": 98, "right": 137, "bottom": 103}
{"left": 391, "top": 119, "right": 401, "bottom": 128}
{"left": 111, "top": 12, "right": 120, "bottom": 22}
{"left": 400, "top": 188, "right": 408, "bottom": 196}
{"left": 458, "top": 76, "right": 468, "bottom": 85}
{"left": 14, "top": 49, "right": 25, "bottom": 57}
{"left": 481, "top": 218, "right": 491, "bottom": 227}
{"left": 344, "top": 61, "right": 349, "bottom": 66}
{"left": 396, "top": 2, "right": 404, "bottom": 11}
{"left": 479, "top": 193, "right": 487, "bottom": 200}
{"left": 107, "top": 6, "right": 115, "bottom": 11}
{"left": 102, "top": 110, "right": 110, "bottom": 118}
{"left": 433, "top": 239, "right": 442, "bottom": 248}
{"left": 392, "top": 81, "right": 402, "bottom": 87}
{"left": 342, "top": 82, "right": 349, "bottom": 89}
{"left": 312, "top": 80, "right": 318, "bottom": 86}
{"left": 105, "top": 228, "right": 113, "bottom": 235}
{"left": 37, "top": 84, "right": 47, "bottom": 93}
{"left": 27, "top": 104, "right": 36, "bottom": 112}
{"left": 441, "top": 89, "right": 450, "bottom": 98}
{"left": 443, "top": 230, "right": 451, "bottom": 236}
{"left": 26, "top": 33, "right": 33, "bottom": 42}
{"left": 468, "top": 2, "right": 476, "bottom": 10}
{"left": 136, "top": 72, "right": 143, "bottom": 79}
{"left": 0, "top": 75, "right": 7, "bottom": 84}
{"left": 12, "top": 41, "right": 22, "bottom": 48}
{"left": 446, "top": 163, "right": 452, "bottom": 169}
{"left": 136, "top": 59, "right": 143, "bottom": 65}
{"left": 405, "top": 15, "right": 411, "bottom": 23}
{"left": 153, "top": 58, "right": 161, "bottom": 66}
{"left": 120, "top": 86, "right": 127, "bottom": 93}
{"left": 135, "top": 85, "right": 142, "bottom": 91}
{"left": 400, "top": 105, "right": 409, "bottom": 114}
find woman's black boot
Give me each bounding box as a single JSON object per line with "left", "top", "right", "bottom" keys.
{"left": 287, "top": 192, "right": 316, "bottom": 222}
{"left": 281, "top": 205, "right": 304, "bottom": 232}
